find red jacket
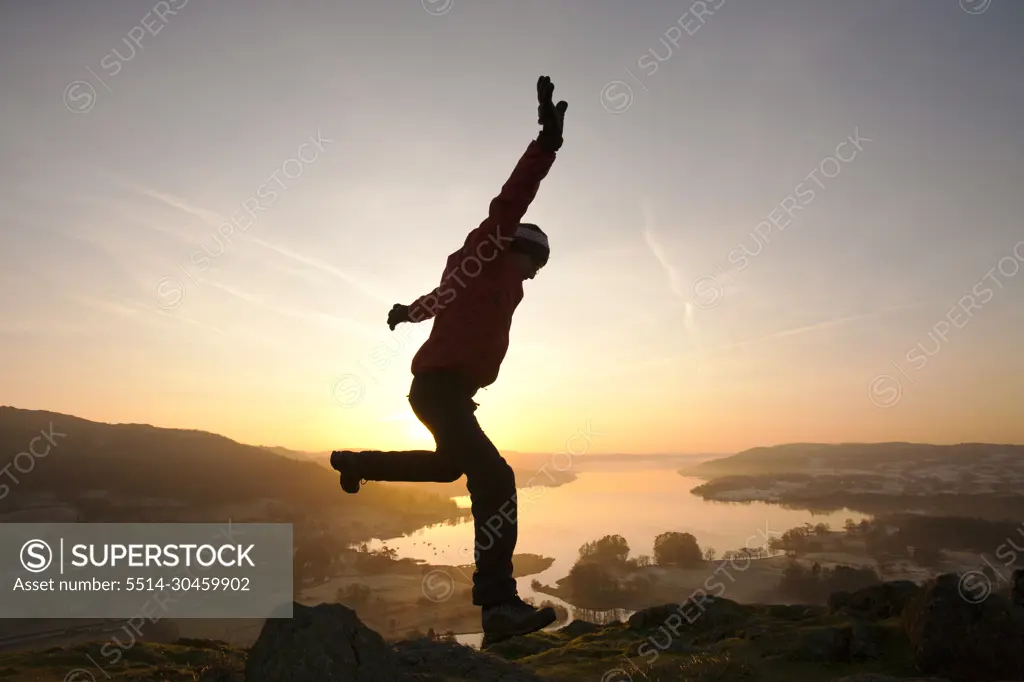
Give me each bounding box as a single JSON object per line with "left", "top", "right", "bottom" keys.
{"left": 408, "top": 138, "right": 558, "bottom": 389}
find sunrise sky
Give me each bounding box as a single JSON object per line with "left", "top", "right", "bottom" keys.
{"left": 2, "top": 0, "right": 1023, "bottom": 456}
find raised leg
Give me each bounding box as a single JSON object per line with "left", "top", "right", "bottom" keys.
{"left": 351, "top": 449, "right": 464, "bottom": 483}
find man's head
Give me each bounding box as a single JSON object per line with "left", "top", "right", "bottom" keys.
{"left": 509, "top": 223, "right": 549, "bottom": 280}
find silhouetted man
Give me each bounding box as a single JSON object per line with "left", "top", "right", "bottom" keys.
{"left": 331, "top": 75, "right": 567, "bottom": 647}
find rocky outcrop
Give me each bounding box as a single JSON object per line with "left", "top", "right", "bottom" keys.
{"left": 556, "top": 619, "right": 602, "bottom": 638}
{"left": 829, "top": 580, "right": 921, "bottom": 620}
{"left": 245, "top": 602, "right": 406, "bottom": 682}
{"left": 627, "top": 602, "right": 685, "bottom": 630}
{"left": 244, "top": 602, "right": 545, "bottom": 682}
{"left": 237, "top": 575, "right": 1024, "bottom": 682}
{"left": 903, "top": 572, "right": 1024, "bottom": 682}
{"left": 769, "top": 619, "right": 885, "bottom": 664}
{"left": 627, "top": 595, "right": 748, "bottom": 638}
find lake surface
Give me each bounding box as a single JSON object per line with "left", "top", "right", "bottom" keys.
{"left": 367, "top": 467, "right": 869, "bottom": 647}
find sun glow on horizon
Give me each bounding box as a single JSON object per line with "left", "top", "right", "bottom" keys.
{"left": 2, "top": 2, "right": 1024, "bottom": 454}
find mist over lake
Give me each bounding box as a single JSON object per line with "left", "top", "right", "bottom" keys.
{"left": 367, "top": 467, "right": 869, "bottom": 612}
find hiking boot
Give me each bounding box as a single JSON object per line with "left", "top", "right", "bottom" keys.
{"left": 330, "top": 451, "right": 363, "bottom": 493}
{"left": 481, "top": 596, "right": 557, "bottom": 648}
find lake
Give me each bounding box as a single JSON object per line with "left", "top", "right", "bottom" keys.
{"left": 367, "top": 466, "right": 868, "bottom": 647}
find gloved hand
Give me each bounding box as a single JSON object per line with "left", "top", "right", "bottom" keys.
{"left": 387, "top": 303, "right": 410, "bottom": 331}
{"left": 537, "top": 75, "right": 568, "bottom": 152}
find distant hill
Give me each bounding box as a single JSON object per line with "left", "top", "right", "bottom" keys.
{"left": 686, "top": 441, "right": 1024, "bottom": 478}
{"left": 0, "top": 407, "right": 458, "bottom": 526}
{"left": 260, "top": 445, "right": 332, "bottom": 467}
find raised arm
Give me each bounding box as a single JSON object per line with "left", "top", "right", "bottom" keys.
{"left": 388, "top": 140, "right": 551, "bottom": 329}
{"left": 387, "top": 76, "right": 567, "bottom": 331}
{"left": 462, "top": 75, "right": 568, "bottom": 256}
{"left": 402, "top": 283, "right": 449, "bottom": 325}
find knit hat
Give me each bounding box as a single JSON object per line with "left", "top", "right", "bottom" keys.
{"left": 511, "top": 223, "right": 549, "bottom": 267}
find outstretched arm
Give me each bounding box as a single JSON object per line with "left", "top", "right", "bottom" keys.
{"left": 461, "top": 75, "right": 568, "bottom": 256}
{"left": 387, "top": 76, "right": 568, "bottom": 331}
{"left": 389, "top": 278, "right": 452, "bottom": 327}
{"left": 394, "top": 283, "right": 446, "bottom": 327}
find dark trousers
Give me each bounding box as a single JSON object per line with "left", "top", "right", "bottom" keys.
{"left": 353, "top": 369, "right": 518, "bottom": 608}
